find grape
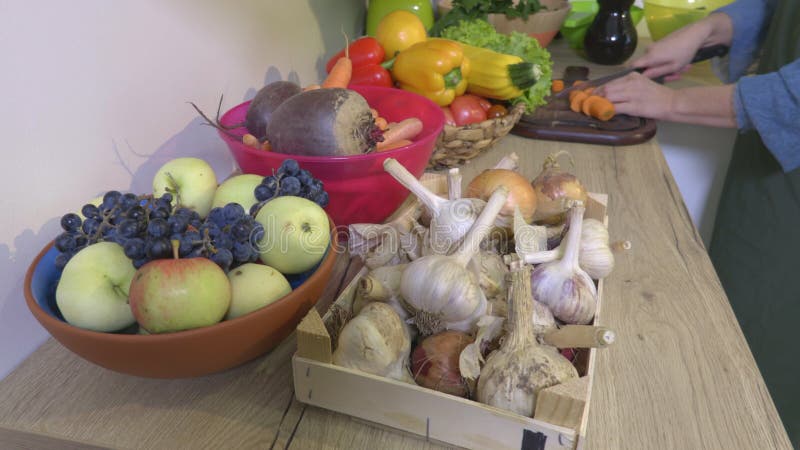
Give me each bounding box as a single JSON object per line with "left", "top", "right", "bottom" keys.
{"left": 54, "top": 252, "right": 71, "bottom": 270}
{"left": 147, "top": 218, "right": 169, "bottom": 238}
{"left": 251, "top": 223, "right": 265, "bottom": 243}
{"left": 149, "top": 207, "right": 170, "bottom": 220}
{"left": 167, "top": 214, "right": 189, "bottom": 234}
{"left": 280, "top": 159, "right": 300, "bottom": 176}
{"left": 146, "top": 237, "right": 172, "bottom": 259}
{"left": 297, "top": 169, "right": 313, "bottom": 186}
{"left": 175, "top": 234, "right": 195, "bottom": 256}
{"left": 55, "top": 233, "right": 77, "bottom": 252}
{"left": 81, "top": 204, "right": 100, "bottom": 219}
{"left": 230, "top": 220, "right": 251, "bottom": 241}
{"left": 232, "top": 241, "right": 252, "bottom": 262}
{"left": 124, "top": 238, "right": 146, "bottom": 260}
{"left": 207, "top": 207, "right": 226, "bottom": 227}
{"left": 118, "top": 219, "right": 140, "bottom": 238}
{"left": 213, "top": 233, "right": 234, "bottom": 250}
{"left": 133, "top": 258, "right": 149, "bottom": 269}
{"left": 126, "top": 206, "right": 146, "bottom": 221}
{"left": 262, "top": 176, "right": 278, "bottom": 190}
{"left": 200, "top": 222, "right": 221, "bottom": 239}
{"left": 279, "top": 176, "right": 302, "bottom": 196}
{"left": 120, "top": 193, "right": 139, "bottom": 210}
{"left": 82, "top": 218, "right": 100, "bottom": 235}
{"left": 160, "top": 193, "right": 173, "bottom": 204}
{"left": 223, "top": 203, "right": 245, "bottom": 223}
{"left": 210, "top": 248, "right": 233, "bottom": 270}
{"left": 254, "top": 184, "right": 274, "bottom": 202}
{"left": 60, "top": 213, "right": 82, "bottom": 232}
{"left": 314, "top": 191, "right": 329, "bottom": 208}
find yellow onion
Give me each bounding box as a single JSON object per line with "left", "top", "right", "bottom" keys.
{"left": 531, "top": 151, "right": 587, "bottom": 224}
{"left": 466, "top": 168, "right": 537, "bottom": 229}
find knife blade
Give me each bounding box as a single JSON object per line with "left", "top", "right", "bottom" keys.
{"left": 554, "top": 44, "right": 729, "bottom": 99}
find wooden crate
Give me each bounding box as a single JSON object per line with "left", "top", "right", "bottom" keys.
{"left": 292, "top": 191, "right": 609, "bottom": 450}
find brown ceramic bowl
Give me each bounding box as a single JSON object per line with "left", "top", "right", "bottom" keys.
{"left": 24, "top": 226, "right": 339, "bottom": 379}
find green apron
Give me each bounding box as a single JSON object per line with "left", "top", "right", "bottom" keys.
{"left": 708, "top": 1, "right": 800, "bottom": 445}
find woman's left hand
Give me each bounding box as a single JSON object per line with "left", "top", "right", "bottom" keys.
{"left": 595, "top": 72, "right": 676, "bottom": 120}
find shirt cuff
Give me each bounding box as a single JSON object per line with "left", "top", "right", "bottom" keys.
{"left": 715, "top": 0, "right": 773, "bottom": 80}
{"left": 735, "top": 60, "right": 800, "bottom": 172}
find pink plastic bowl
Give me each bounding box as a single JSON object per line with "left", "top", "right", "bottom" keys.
{"left": 219, "top": 85, "right": 444, "bottom": 228}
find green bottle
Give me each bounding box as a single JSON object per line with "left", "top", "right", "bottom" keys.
{"left": 366, "top": 0, "right": 435, "bottom": 36}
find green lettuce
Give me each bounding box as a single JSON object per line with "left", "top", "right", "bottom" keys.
{"left": 441, "top": 19, "right": 552, "bottom": 112}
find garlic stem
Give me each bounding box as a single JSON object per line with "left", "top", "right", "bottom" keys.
{"left": 447, "top": 168, "right": 462, "bottom": 200}
{"left": 359, "top": 276, "right": 391, "bottom": 302}
{"left": 559, "top": 204, "right": 584, "bottom": 271}
{"left": 494, "top": 152, "right": 519, "bottom": 171}
{"left": 384, "top": 158, "right": 446, "bottom": 214}
{"left": 453, "top": 186, "right": 509, "bottom": 267}
{"left": 611, "top": 240, "right": 631, "bottom": 252}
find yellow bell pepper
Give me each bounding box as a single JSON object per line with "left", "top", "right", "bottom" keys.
{"left": 390, "top": 38, "right": 471, "bottom": 107}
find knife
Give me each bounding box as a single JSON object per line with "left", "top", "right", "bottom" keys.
{"left": 555, "top": 44, "right": 729, "bottom": 98}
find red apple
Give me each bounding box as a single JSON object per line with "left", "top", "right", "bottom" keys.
{"left": 129, "top": 244, "right": 231, "bottom": 333}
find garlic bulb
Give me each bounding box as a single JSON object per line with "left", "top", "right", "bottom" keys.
{"left": 400, "top": 186, "right": 509, "bottom": 336}
{"left": 517, "top": 216, "right": 618, "bottom": 280}
{"left": 477, "top": 263, "right": 578, "bottom": 417}
{"left": 333, "top": 302, "right": 414, "bottom": 383}
{"left": 384, "top": 158, "right": 485, "bottom": 255}
{"left": 354, "top": 264, "right": 410, "bottom": 321}
{"left": 467, "top": 250, "right": 509, "bottom": 301}
{"left": 530, "top": 203, "right": 598, "bottom": 324}
{"left": 579, "top": 218, "right": 614, "bottom": 279}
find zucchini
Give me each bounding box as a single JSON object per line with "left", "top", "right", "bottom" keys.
{"left": 459, "top": 43, "right": 540, "bottom": 100}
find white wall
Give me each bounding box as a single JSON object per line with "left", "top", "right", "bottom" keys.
{"left": 0, "top": 0, "right": 364, "bottom": 379}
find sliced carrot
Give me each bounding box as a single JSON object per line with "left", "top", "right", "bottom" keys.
{"left": 581, "top": 95, "right": 601, "bottom": 116}
{"left": 376, "top": 117, "right": 423, "bottom": 151}
{"left": 587, "top": 96, "right": 616, "bottom": 121}
{"left": 583, "top": 87, "right": 595, "bottom": 96}
{"left": 569, "top": 91, "right": 589, "bottom": 113}
{"left": 572, "top": 80, "right": 584, "bottom": 87}
{"left": 303, "top": 84, "right": 321, "bottom": 91}
{"left": 569, "top": 89, "right": 586, "bottom": 102}
{"left": 376, "top": 138, "right": 413, "bottom": 152}
{"left": 551, "top": 79, "right": 565, "bottom": 93}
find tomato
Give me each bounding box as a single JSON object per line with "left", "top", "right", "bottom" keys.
{"left": 487, "top": 104, "right": 509, "bottom": 119}
{"left": 375, "top": 10, "right": 427, "bottom": 60}
{"left": 450, "top": 95, "right": 488, "bottom": 126}
{"left": 462, "top": 94, "right": 492, "bottom": 112}
{"left": 441, "top": 106, "right": 456, "bottom": 127}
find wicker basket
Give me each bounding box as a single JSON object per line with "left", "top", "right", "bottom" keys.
{"left": 429, "top": 103, "right": 526, "bottom": 169}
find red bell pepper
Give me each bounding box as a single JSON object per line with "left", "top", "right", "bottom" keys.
{"left": 348, "top": 64, "right": 394, "bottom": 88}
{"left": 325, "top": 37, "right": 386, "bottom": 73}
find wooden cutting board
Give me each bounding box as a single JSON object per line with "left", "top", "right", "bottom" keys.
{"left": 511, "top": 66, "right": 657, "bottom": 146}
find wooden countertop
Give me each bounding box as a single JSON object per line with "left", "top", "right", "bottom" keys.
{"left": 0, "top": 39, "right": 791, "bottom": 450}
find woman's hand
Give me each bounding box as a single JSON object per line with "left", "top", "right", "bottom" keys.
{"left": 595, "top": 72, "right": 675, "bottom": 119}
{"left": 629, "top": 12, "right": 734, "bottom": 80}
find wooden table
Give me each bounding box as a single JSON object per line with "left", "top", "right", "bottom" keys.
{"left": 1, "top": 41, "right": 792, "bottom": 450}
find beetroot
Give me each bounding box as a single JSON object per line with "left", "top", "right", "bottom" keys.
{"left": 266, "top": 88, "right": 381, "bottom": 156}
{"left": 245, "top": 81, "right": 302, "bottom": 141}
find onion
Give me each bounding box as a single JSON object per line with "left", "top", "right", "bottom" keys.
{"left": 531, "top": 151, "right": 588, "bottom": 224}
{"left": 466, "top": 168, "right": 538, "bottom": 229}
{"left": 411, "top": 331, "right": 474, "bottom": 397}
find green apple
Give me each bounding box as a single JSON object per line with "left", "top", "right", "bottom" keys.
{"left": 152, "top": 157, "right": 218, "bottom": 218}
{"left": 212, "top": 174, "right": 262, "bottom": 211}
{"left": 55, "top": 242, "right": 137, "bottom": 332}
{"left": 226, "top": 263, "right": 292, "bottom": 320}
{"left": 255, "top": 196, "right": 331, "bottom": 274}
{"left": 129, "top": 253, "right": 231, "bottom": 333}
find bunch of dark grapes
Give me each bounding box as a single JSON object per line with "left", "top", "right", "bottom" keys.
{"left": 54, "top": 191, "right": 264, "bottom": 273}
{"left": 251, "top": 159, "right": 329, "bottom": 216}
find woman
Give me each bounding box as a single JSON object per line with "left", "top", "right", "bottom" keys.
{"left": 597, "top": 0, "right": 799, "bottom": 444}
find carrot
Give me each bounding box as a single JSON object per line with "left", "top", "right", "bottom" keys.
{"left": 375, "top": 116, "right": 389, "bottom": 130}
{"left": 376, "top": 117, "right": 423, "bottom": 151}
{"left": 569, "top": 89, "right": 586, "bottom": 102}
{"left": 587, "top": 96, "right": 615, "bottom": 121}
{"left": 583, "top": 87, "right": 595, "bottom": 96}
{"left": 569, "top": 91, "right": 589, "bottom": 113}
{"left": 370, "top": 108, "right": 380, "bottom": 119}
{"left": 581, "top": 95, "right": 603, "bottom": 116}
{"left": 303, "top": 84, "right": 321, "bottom": 91}
{"left": 572, "top": 80, "right": 584, "bottom": 87}
{"left": 243, "top": 133, "right": 259, "bottom": 148}
{"left": 376, "top": 139, "right": 413, "bottom": 152}
{"left": 261, "top": 140, "right": 272, "bottom": 151}
{"left": 322, "top": 31, "right": 353, "bottom": 88}
{"left": 551, "top": 79, "right": 565, "bottom": 93}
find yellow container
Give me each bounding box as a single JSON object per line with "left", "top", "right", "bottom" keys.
{"left": 643, "top": 0, "right": 732, "bottom": 41}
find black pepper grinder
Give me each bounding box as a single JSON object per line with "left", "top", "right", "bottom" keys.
{"left": 583, "top": 0, "right": 638, "bottom": 65}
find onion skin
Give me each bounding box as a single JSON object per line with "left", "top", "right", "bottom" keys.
{"left": 531, "top": 153, "right": 588, "bottom": 224}
{"left": 466, "top": 169, "right": 537, "bottom": 229}
{"left": 411, "top": 331, "right": 474, "bottom": 397}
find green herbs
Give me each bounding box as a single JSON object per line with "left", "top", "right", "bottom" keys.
{"left": 440, "top": 19, "right": 552, "bottom": 111}
{"left": 429, "top": 0, "right": 541, "bottom": 36}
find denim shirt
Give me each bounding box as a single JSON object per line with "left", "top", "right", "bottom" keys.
{"left": 717, "top": 0, "right": 800, "bottom": 172}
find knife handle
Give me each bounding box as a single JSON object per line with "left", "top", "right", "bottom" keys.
{"left": 691, "top": 44, "right": 729, "bottom": 63}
